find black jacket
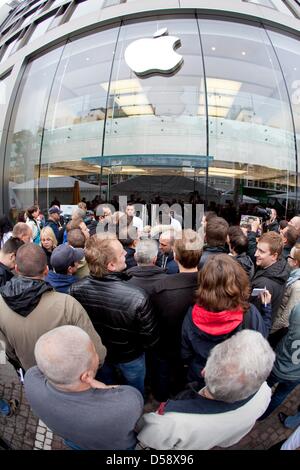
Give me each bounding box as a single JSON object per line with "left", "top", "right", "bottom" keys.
{"left": 125, "top": 247, "right": 137, "bottom": 270}
{"left": 267, "top": 220, "right": 279, "bottom": 233}
{"left": 70, "top": 273, "right": 159, "bottom": 363}
{"left": 182, "top": 303, "right": 272, "bottom": 382}
{"left": 235, "top": 253, "right": 255, "bottom": 279}
{"left": 127, "top": 265, "right": 167, "bottom": 295}
{"left": 251, "top": 258, "right": 290, "bottom": 319}
{"left": 0, "top": 262, "right": 14, "bottom": 287}
{"left": 199, "top": 246, "right": 227, "bottom": 270}
{"left": 151, "top": 272, "right": 199, "bottom": 359}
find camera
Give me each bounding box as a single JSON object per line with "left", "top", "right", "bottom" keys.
{"left": 254, "top": 206, "right": 272, "bottom": 222}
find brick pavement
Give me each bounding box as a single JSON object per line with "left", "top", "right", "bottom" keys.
{"left": 1, "top": 360, "right": 299, "bottom": 450}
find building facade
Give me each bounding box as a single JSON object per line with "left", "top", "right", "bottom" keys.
{"left": 0, "top": 0, "right": 300, "bottom": 220}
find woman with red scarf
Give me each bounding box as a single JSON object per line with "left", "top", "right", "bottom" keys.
{"left": 182, "top": 254, "right": 272, "bottom": 386}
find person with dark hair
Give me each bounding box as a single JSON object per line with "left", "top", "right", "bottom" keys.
{"left": 228, "top": 226, "right": 254, "bottom": 279}
{"left": 0, "top": 237, "right": 24, "bottom": 286}
{"left": 25, "top": 205, "right": 41, "bottom": 245}
{"left": 150, "top": 230, "right": 203, "bottom": 400}
{"left": 182, "top": 255, "right": 272, "bottom": 385}
{"left": 117, "top": 216, "right": 138, "bottom": 269}
{"left": 0, "top": 243, "right": 106, "bottom": 371}
{"left": 199, "top": 217, "right": 229, "bottom": 269}
{"left": 45, "top": 206, "right": 64, "bottom": 245}
{"left": 45, "top": 244, "right": 84, "bottom": 294}
{"left": 67, "top": 228, "right": 89, "bottom": 278}
{"left": 279, "top": 219, "right": 289, "bottom": 233}
{"left": 0, "top": 215, "right": 13, "bottom": 248}
{"left": 89, "top": 205, "right": 113, "bottom": 236}
{"left": 280, "top": 225, "right": 298, "bottom": 259}
{"left": 251, "top": 232, "right": 290, "bottom": 318}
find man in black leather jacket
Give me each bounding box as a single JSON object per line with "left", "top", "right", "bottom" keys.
{"left": 70, "top": 234, "right": 159, "bottom": 396}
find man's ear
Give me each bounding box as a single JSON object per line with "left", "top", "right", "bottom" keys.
{"left": 15, "top": 264, "right": 20, "bottom": 274}
{"left": 107, "top": 261, "right": 115, "bottom": 272}
{"left": 80, "top": 369, "right": 93, "bottom": 385}
{"left": 43, "top": 265, "right": 49, "bottom": 277}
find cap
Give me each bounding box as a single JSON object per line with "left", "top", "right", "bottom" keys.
{"left": 48, "top": 206, "right": 62, "bottom": 215}
{"left": 50, "top": 244, "right": 84, "bottom": 271}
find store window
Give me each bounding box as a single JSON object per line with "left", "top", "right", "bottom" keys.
{"left": 198, "top": 18, "right": 296, "bottom": 217}
{"left": 39, "top": 26, "right": 119, "bottom": 209}
{"left": 103, "top": 16, "right": 207, "bottom": 204}
{"left": 4, "top": 47, "right": 64, "bottom": 215}
{"left": 27, "top": 15, "right": 56, "bottom": 44}
{"left": 70, "top": 0, "right": 103, "bottom": 21}
{"left": 268, "top": 29, "right": 300, "bottom": 210}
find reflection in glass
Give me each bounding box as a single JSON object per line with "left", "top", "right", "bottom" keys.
{"left": 27, "top": 15, "right": 56, "bottom": 44}
{"left": 5, "top": 47, "right": 63, "bottom": 214}
{"left": 103, "top": 17, "right": 206, "bottom": 203}
{"left": 0, "top": 73, "right": 12, "bottom": 132}
{"left": 199, "top": 18, "right": 296, "bottom": 217}
{"left": 268, "top": 29, "right": 300, "bottom": 210}
{"left": 40, "top": 26, "right": 119, "bottom": 208}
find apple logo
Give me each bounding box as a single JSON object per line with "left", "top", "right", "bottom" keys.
{"left": 124, "top": 28, "right": 183, "bottom": 76}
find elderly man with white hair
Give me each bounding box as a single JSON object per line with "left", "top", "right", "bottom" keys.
{"left": 137, "top": 330, "right": 275, "bottom": 450}
{"left": 24, "top": 325, "right": 144, "bottom": 450}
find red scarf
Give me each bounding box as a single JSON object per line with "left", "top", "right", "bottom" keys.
{"left": 192, "top": 304, "right": 244, "bottom": 336}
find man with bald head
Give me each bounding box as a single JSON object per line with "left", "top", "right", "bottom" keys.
{"left": 156, "top": 230, "right": 179, "bottom": 274}
{"left": 24, "top": 326, "right": 143, "bottom": 450}
{"left": 288, "top": 216, "right": 300, "bottom": 243}
{"left": 0, "top": 243, "right": 106, "bottom": 371}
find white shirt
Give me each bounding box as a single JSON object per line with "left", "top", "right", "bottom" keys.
{"left": 133, "top": 216, "right": 143, "bottom": 232}
{"left": 281, "top": 426, "right": 300, "bottom": 450}
{"left": 137, "top": 382, "right": 271, "bottom": 450}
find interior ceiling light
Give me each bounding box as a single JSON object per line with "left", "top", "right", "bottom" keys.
{"left": 121, "top": 105, "right": 154, "bottom": 116}
{"left": 101, "top": 79, "right": 142, "bottom": 95}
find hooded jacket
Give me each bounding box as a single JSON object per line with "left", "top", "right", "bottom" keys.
{"left": 235, "top": 253, "right": 255, "bottom": 279}
{"left": 0, "top": 262, "right": 14, "bottom": 287}
{"left": 45, "top": 271, "right": 79, "bottom": 294}
{"left": 0, "top": 275, "right": 106, "bottom": 370}
{"left": 181, "top": 303, "right": 272, "bottom": 382}
{"left": 272, "top": 303, "right": 300, "bottom": 381}
{"left": 198, "top": 246, "right": 227, "bottom": 270}
{"left": 251, "top": 257, "right": 290, "bottom": 319}
{"left": 127, "top": 265, "right": 167, "bottom": 295}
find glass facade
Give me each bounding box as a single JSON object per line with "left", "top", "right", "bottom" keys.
{"left": 0, "top": 10, "right": 300, "bottom": 220}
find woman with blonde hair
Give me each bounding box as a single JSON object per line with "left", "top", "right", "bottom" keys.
{"left": 182, "top": 254, "right": 272, "bottom": 385}
{"left": 40, "top": 226, "right": 57, "bottom": 270}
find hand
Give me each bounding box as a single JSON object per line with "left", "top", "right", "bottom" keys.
{"left": 251, "top": 219, "right": 260, "bottom": 233}
{"left": 260, "top": 289, "right": 271, "bottom": 305}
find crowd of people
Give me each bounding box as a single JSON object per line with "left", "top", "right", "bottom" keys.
{"left": 0, "top": 200, "right": 300, "bottom": 450}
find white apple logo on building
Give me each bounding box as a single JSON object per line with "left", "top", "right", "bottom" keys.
{"left": 124, "top": 28, "right": 183, "bottom": 76}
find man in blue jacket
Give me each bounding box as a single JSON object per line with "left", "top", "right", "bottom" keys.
{"left": 45, "top": 244, "right": 84, "bottom": 293}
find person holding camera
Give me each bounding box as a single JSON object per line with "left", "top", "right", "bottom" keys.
{"left": 265, "top": 208, "right": 279, "bottom": 233}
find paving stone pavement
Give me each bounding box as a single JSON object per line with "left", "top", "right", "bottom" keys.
{"left": 1, "top": 361, "right": 299, "bottom": 450}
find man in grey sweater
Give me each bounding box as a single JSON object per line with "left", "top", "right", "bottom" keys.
{"left": 24, "top": 325, "right": 143, "bottom": 450}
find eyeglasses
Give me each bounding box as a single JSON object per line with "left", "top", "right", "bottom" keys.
{"left": 288, "top": 255, "right": 295, "bottom": 260}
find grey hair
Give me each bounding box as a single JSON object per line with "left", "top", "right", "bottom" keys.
{"left": 205, "top": 330, "right": 275, "bottom": 403}
{"left": 34, "top": 326, "right": 94, "bottom": 386}
{"left": 72, "top": 207, "right": 86, "bottom": 219}
{"left": 135, "top": 239, "right": 158, "bottom": 265}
